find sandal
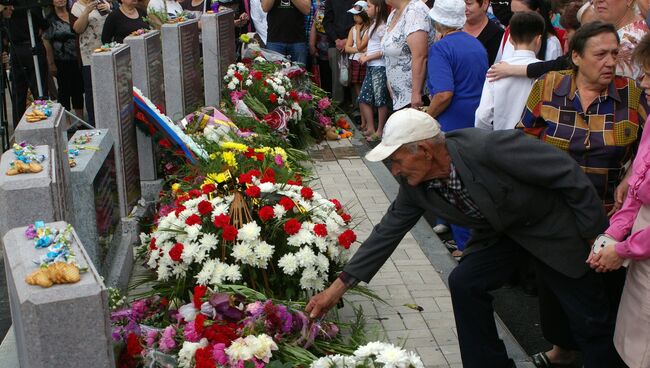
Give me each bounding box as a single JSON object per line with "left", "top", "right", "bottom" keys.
{"left": 531, "top": 352, "right": 552, "bottom": 368}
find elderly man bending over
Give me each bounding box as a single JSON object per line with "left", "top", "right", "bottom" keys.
{"left": 306, "top": 109, "right": 623, "bottom": 368}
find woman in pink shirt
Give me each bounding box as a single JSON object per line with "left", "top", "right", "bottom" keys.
{"left": 588, "top": 33, "right": 650, "bottom": 368}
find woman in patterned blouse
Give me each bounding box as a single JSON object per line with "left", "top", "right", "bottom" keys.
{"left": 518, "top": 21, "right": 648, "bottom": 368}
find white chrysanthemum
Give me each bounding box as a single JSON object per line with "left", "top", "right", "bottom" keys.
{"left": 227, "top": 68, "right": 235, "bottom": 77}
{"left": 287, "top": 228, "right": 315, "bottom": 247}
{"left": 224, "top": 264, "right": 242, "bottom": 282}
{"left": 296, "top": 246, "right": 316, "bottom": 267}
{"left": 238, "top": 222, "right": 261, "bottom": 242}
{"left": 245, "top": 79, "right": 253, "bottom": 86}
{"left": 375, "top": 345, "right": 410, "bottom": 368}
{"left": 226, "top": 337, "right": 253, "bottom": 363}
{"left": 258, "top": 182, "right": 275, "bottom": 193}
{"left": 316, "top": 253, "right": 329, "bottom": 272}
{"left": 232, "top": 242, "right": 254, "bottom": 264}
{"left": 212, "top": 203, "right": 230, "bottom": 218}
{"left": 327, "top": 243, "right": 341, "bottom": 259}
{"left": 200, "top": 233, "right": 218, "bottom": 250}
{"left": 325, "top": 216, "right": 342, "bottom": 234}
{"left": 310, "top": 356, "right": 335, "bottom": 368}
{"left": 255, "top": 241, "right": 274, "bottom": 267}
{"left": 407, "top": 351, "right": 425, "bottom": 368}
{"left": 273, "top": 204, "right": 287, "bottom": 219}
{"left": 185, "top": 224, "right": 201, "bottom": 241}
{"left": 181, "top": 241, "right": 198, "bottom": 264}
{"left": 278, "top": 253, "right": 299, "bottom": 275}
{"left": 228, "top": 81, "right": 237, "bottom": 90}
{"left": 178, "top": 339, "right": 208, "bottom": 368}
{"left": 330, "top": 354, "right": 358, "bottom": 368}
{"left": 354, "top": 342, "right": 391, "bottom": 358}
{"left": 246, "top": 334, "right": 278, "bottom": 363}
{"left": 196, "top": 259, "right": 217, "bottom": 285}
{"left": 314, "top": 236, "right": 329, "bottom": 252}
{"left": 210, "top": 262, "right": 227, "bottom": 285}
{"left": 183, "top": 197, "right": 202, "bottom": 209}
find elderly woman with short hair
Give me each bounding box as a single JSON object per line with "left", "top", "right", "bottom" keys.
{"left": 589, "top": 32, "right": 650, "bottom": 368}
{"left": 518, "top": 21, "right": 649, "bottom": 368}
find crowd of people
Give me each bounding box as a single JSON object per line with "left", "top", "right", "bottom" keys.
{"left": 3, "top": 0, "right": 650, "bottom": 367}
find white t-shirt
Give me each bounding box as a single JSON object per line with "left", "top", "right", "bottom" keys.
{"left": 495, "top": 33, "right": 562, "bottom": 62}
{"left": 366, "top": 22, "right": 386, "bottom": 67}
{"left": 148, "top": 0, "right": 184, "bottom": 17}
{"left": 475, "top": 50, "right": 541, "bottom": 131}
{"left": 71, "top": 2, "right": 107, "bottom": 66}
{"left": 250, "top": 0, "right": 268, "bottom": 44}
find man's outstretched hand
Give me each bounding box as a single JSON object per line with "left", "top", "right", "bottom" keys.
{"left": 305, "top": 278, "right": 348, "bottom": 319}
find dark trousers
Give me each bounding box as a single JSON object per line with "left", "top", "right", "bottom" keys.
{"left": 82, "top": 65, "right": 95, "bottom": 126}
{"left": 448, "top": 237, "right": 623, "bottom": 368}
{"left": 10, "top": 43, "right": 48, "bottom": 127}
{"left": 55, "top": 59, "right": 84, "bottom": 112}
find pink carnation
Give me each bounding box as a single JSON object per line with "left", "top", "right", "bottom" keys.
{"left": 158, "top": 326, "right": 176, "bottom": 352}
{"left": 318, "top": 98, "right": 331, "bottom": 110}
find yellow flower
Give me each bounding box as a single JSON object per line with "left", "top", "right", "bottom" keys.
{"left": 222, "top": 151, "right": 238, "bottom": 167}
{"left": 209, "top": 153, "right": 217, "bottom": 160}
{"left": 220, "top": 142, "right": 248, "bottom": 152}
{"left": 254, "top": 147, "right": 270, "bottom": 155}
{"left": 273, "top": 147, "right": 288, "bottom": 161}
{"left": 171, "top": 183, "right": 181, "bottom": 192}
{"left": 207, "top": 171, "right": 232, "bottom": 183}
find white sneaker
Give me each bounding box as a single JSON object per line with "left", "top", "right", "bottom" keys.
{"left": 433, "top": 224, "right": 450, "bottom": 234}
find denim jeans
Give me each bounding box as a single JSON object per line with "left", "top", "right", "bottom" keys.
{"left": 265, "top": 42, "right": 308, "bottom": 66}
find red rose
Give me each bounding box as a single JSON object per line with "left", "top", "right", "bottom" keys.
{"left": 341, "top": 213, "right": 352, "bottom": 223}
{"left": 188, "top": 189, "right": 202, "bottom": 198}
{"left": 202, "top": 183, "right": 216, "bottom": 194}
{"left": 126, "top": 333, "right": 143, "bottom": 357}
{"left": 279, "top": 197, "right": 295, "bottom": 211}
{"left": 238, "top": 173, "right": 253, "bottom": 184}
{"left": 193, "top": 285, "right": 207, "bottom": 308}
{"left": 245, "top": 185, "right": 261, "bottom": 198}
{"left": 198, "top": 201, "right": 213, "bottom": 216}
{"left": 313, "top": 224, "right": 328, "bottom": 237}
{"left": 269, "top": 93, "right": 278, "bottom": 104}
{"left": 213, "top": 214, "right": 231, "bottom": 228}
{"left": 301, "top": 187, "right": 314, "bottom": 200}
{"left": 338, "top": 229, "right": 357, "bottom": 249}
{"left": 284, "top": 218, "right": 302, "bottom": 235}
{"left": 330, "top": 199, "right": 342, "bottom": 211}
{"left": 169, "top": 243, "right": 184, "bottom": 261}
{"left": 222, "top": 225, "right": 238, "bottom": 241}
{"left": 185, "top": 214, "right": 202, "bottom": 226}
{"left": 149, "top": 237, "right": 157, "bottom": 250}
{"left": 259, "top": 206, "right": 275, "bottom": 222}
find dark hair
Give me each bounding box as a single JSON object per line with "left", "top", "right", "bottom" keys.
{"left": 568, "top": 20, "right": 619, "bottom": 70}
{"left": 514, "top": 0, "right": 557, "bottom": 59}
{"left": 559, "top": 1, "right": 581, "bottom": 30}
{"left": 354, "top": 10, "right": 371, "bottom": 27}
{"left": 367, "top": 0, "right": 388, "bottom": 40}
{"left": 633, "top": 32, "right": 650, "bottom": 70}
{"left": 509, "top": 11, "right": 545, "bottom": 44}
{"left": 550, "top": 0, "right": 572, "bottom": 13}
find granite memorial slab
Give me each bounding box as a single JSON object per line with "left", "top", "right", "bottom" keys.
{"left": 92, "top": 44, "right": 142, "bottom": 217}
{"left": 0, "top": 145, "right": 63, "bottom": 238}
{"left": 202, "top": 9, "right": 236, "bottom": 107}
{"left": 2, "top": 221, "right": 114, "bottom": 368}
{"left": 14, "top": 103, "right": 74, "bottom": 224}
{"left": 124, "top": 30, "right": 164, "bottom": 187}
{"left": 68, "top": 129, "right": 121, "bottom": 273}
{"left": 162, "top": 18, "right": 203, "bottom": 122}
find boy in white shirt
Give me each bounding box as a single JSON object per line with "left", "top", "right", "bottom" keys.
{"left": 475, "top": 11, "right": 545, "bottom": 131}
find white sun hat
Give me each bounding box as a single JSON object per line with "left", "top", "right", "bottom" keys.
{"left": 428, "top": 0, "right": 466, "bottom": 29}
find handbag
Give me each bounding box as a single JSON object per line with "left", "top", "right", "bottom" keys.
{"left": 338, "top": 54, "right": 349, "bottom": 87}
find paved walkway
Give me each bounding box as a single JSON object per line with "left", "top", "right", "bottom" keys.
{"left": 308, "top": 138, "right": 462, "bottom": 368}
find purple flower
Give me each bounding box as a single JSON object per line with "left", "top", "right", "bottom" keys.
{"left": 25, "top": 224, "right": 36, "bottom": 239}
{"left": 131, "top": 300, "right": 148, "bottom": 320}
{"left": 159, "top": 326, "right": 177, "bottom": 352}
{"left": 321, "top": 322, "right": 339, "bottom": 339}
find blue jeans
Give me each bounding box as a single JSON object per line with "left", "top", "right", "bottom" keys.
{"left": 266, "top": 42, "right": 308, "bottom": 66}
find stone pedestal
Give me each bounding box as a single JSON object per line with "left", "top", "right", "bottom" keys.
{"left": 92, "top": 44, "right": 141, "bottom": 217}
{"left": 14, "top": 103, "right": 74, "bottom": 224}
{"left": 162, "top": 18, "right": 203, "bottom": 122}
{"left": 124, "top": 31, "right": 164, "bottom": 197}
{"left": 202, "top": 9, "right": 236, "bottom": 107}
{"left": 0, "top": 146, "right": 62, "bottom": 237}
{"left": 2, "top": 222, "right": 114, "bottom": 368}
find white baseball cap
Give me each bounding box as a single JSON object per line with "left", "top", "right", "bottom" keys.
{"left": 428, "top": 0, "right": 466, "bottom": 29}
{"left": 365, "top": 109, "right": 442, "bottom": 162}
{"left": 348, "top": 1, "right": 368, "bottom": 14}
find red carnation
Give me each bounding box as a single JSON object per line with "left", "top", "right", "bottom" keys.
{"left": 313, "top": 224, "right": 328, "bottom": 237}
{"left": 174, "top": 205, "right": 186, "bottom": 217}
{"left": 149, "top": 237, "right": 157, "bottom": 250}
{"left": 238, "top": 173, "right": 253, "bottom": 184}
{"left": 279, "top": 196, "right": 295, "bottom": 211}
{"left": 338, "top": 229, "right": 357, "bottom": 249}
{"left": 126, "top": 333, "right": 143, "bottom": 357}
{"left": 213, "top": 214, "right": 231, "bottom": 228}
{"left": 169, "top": 243, "right": 184, "bottom": 261}
{"left": 185, "top": 214, "right": 202, "bottom": 226}
{"left": 269, "top": 93, "right": 278, "bottom": 104}
{"left": 193, "top": 285, "right": 207, "bottom": 308}
{"left": 234, "top": 71, "right": 243, "bottom": 81}
{"left": 261, "top": 175, "right": 276, "bottom": 184}
{"left": 259, "top": 206, "right": 275, "bottom": 222}
{"left": 194, "top": 313, "right": 206, "bottom": 334}
{"left": 264, "top": 168, "right": 275, "bottom": 178}
{"left": 330, "top": 199, "right": 342, "bottom": 210}
{"left": 222, "top": 225, "right": 238, "bottom": 241}
{"left": 188, "top": 189, "right": 202, "bottom": 198}
{"left": 256, "top": 153, "right": 265, "bottom": 161}
{"left": 284, "top": 218, "right": 302, "bottom": 235}
{"left": 244, "top": 148, "right": 255, "bottom": 159}
{"left": 158, "top": 138, "right": 172, "bottom": 149}
{"left": 301, "top": 187, "right": 314, "bottom": 200}
{"left": 251, "top": 70, "right": 263, "bottom": 80}
{"left": 245, "top": 185, "right": 261, "bottom": 198}
{"left": 198, "top": 200, "right": 213, "bottom": 216}
{"left": 195, "top": 347, "right": 216, "bottom": 368}
{"left": 202, "top": 183, "right": 216, "bottom": 194}
{"left": 290, "top": 90, "right": 299, "bottom": 101}
{"left": 248, "top": 169, "right": 262, "bottom": 178}
{"left": 341, "top": 213, "right": 352, "bottom": 223}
